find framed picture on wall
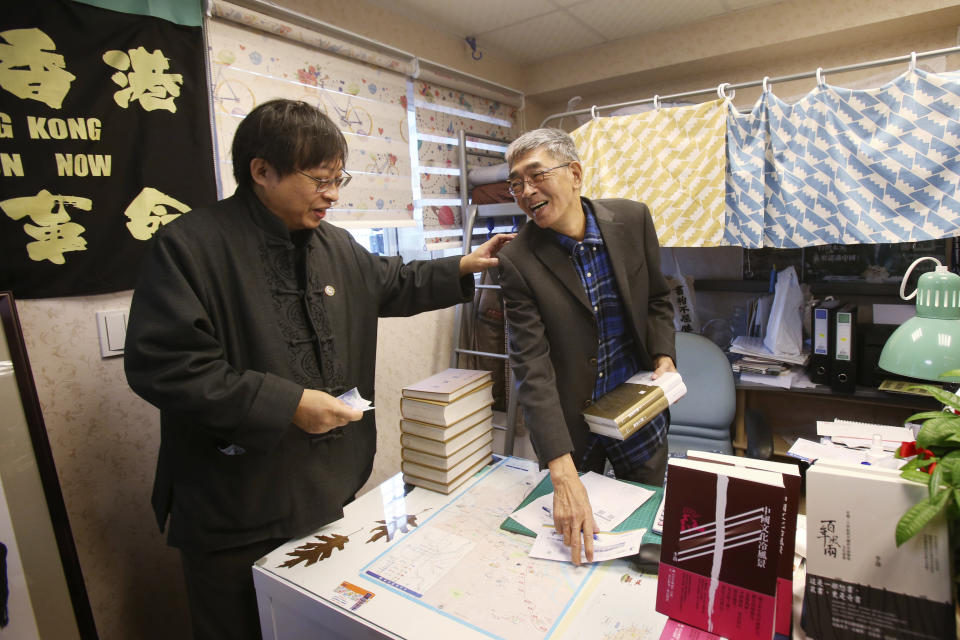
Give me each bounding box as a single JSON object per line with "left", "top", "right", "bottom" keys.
{"left": 0, "top": 292, "right": 98, "bottom": 639}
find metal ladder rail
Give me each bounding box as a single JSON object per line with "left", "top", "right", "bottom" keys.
{"left": 452, "top": 130, "right": 520, "bottom": 455}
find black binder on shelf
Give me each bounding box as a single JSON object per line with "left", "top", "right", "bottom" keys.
{"left": 809, "top": 299, "right": 842, "bottom": 384}
{"left": 830, "top": 303, "right": 858, "bottom": 393}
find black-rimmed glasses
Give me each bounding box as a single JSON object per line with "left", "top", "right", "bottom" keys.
{"left": 506, "top": 163, "right": 571, "bottom": 197}
{"left": 299, "top": 169, "right": 352, "bottom": 193}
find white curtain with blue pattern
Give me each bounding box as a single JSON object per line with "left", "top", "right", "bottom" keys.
{"left": 726, "top": 68, "right": 960, "bottom": 247}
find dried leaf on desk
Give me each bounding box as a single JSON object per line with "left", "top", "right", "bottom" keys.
{"left": 366, "top": 514, "right": 421, "bottom": 543}
{"left": 278, "top": 533, "right": 349, "bottom": 568}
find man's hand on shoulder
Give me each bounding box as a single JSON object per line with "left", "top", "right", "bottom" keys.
{"left": 293, "top": 389, "right": 363, "bottom": 434}
{"left": 459, "top": 233, "right": 515, "bottom": 275}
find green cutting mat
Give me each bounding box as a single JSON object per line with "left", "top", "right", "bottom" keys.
{"left": 500, "top": 472, "right": 663, "bottom": 545}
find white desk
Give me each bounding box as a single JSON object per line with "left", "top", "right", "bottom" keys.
{"left": 253, "top": 457, "right": 668, "bottom": 640}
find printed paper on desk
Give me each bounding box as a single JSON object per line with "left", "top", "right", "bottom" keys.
{"left": 787, "top": 438, "right": 865, "bottom": 464}
{"left": 509, "top": 471, "right": 655, "bottom": 533}
{"left": 529, "top": 528, "right": 646, "bottom": 563}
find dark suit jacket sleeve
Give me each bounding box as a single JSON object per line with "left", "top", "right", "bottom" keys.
{"left": 497, "top": 250, "right": 577, "bottom": 463}
{"left": 639, "top": 204, "right": 677, "bottom": 363}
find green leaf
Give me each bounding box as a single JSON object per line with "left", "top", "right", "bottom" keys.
{"left": 906, "top": 410, "right": 956, "bottom": 423}
{"left": 939, "top": 451, "right": 960, "bottom": 486}
{"left": 896, "top": 489, "right": 951, "bottom": 546}
{"left": 921, "top": 386, "right": 960, "bottom": 411}
{"left": 916, "top": 416, "right": 960, "bottom": 448}
{"left": 938, "top": 369, "right": 960, "bottom": 379}
{"left": 929, "top": 462, "right": 945, "bottom": 499}
{"left": 900, "top": 458, "right": 934, "bottom": 484}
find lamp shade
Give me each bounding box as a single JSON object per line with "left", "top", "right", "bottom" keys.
{"left": 878, "top": 257, "right": 960, "bottom": 383}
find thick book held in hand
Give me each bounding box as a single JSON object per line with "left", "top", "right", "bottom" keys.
{"left": 582, "top": 371, "right": 686, "bottom": 440}
{"left": 656, "top": 458, "right": 785, "bottom": 640}
{"left": 803, "top": 462, "right": 954, "bottom": 640}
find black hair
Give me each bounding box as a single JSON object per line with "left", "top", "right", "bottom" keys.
{"left": 231, "top": 99, "right": 349, "bottom": 187}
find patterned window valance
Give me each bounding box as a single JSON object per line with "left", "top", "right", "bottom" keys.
{"left": 572, "top": 68, "right": 960, "bottom": 248}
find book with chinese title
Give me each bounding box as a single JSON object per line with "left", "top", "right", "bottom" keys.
{"left": 802, "top": 462, "right": 953, "bottom": 640}
{"left": 656, "top": 457, "right": 785, "bottom": 640}
{"left": 582, "top": 371, "right": 686, "bottom": 440}
{"left": 684, "top": 451, "right": 800, "bottom": 638}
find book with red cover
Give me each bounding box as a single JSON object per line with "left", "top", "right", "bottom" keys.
{"left": 656, "top": 458, "right": 785, "bottom": 640}
{"left": 684, "top": 451, "right": 800, "bottom": 638}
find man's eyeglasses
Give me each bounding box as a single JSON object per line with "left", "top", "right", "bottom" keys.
{"left": 299, "top": 170, "right": 352, "bottom": 193}
{"left": 506, "top": 163, "right": 571, "bottom": 198}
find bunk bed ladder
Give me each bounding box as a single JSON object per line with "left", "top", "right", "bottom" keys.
{"left": 451, "top": 129, "right": 521, "bottom": 456}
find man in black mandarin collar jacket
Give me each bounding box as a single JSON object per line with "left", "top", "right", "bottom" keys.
{"left": 125, "top": 99, "right": 511, "bottom": 640}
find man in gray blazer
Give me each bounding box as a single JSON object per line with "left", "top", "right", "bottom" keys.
{"left": 497, "top": 128, "right": 676, "bottom": 565}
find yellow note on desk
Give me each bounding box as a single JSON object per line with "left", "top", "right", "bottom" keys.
{"left": 878, "top": 379, "right": 940, "bottom": 396}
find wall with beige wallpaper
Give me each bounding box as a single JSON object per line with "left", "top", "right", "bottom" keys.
{"left": 16, "top": 1, "right": 960, "bottom": 638}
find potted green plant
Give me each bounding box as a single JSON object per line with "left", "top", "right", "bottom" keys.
{"left": 895, "top": 374, "right": 960, "bottom": 548}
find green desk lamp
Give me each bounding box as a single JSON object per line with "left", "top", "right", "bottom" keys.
{"left": 878, "top": 257, "right": 960, "bottom": 383}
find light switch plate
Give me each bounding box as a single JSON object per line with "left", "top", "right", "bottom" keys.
{"left": 96, "top": 309, "right": 128, "bottom": 358}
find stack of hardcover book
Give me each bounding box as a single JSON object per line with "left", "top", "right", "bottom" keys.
{"left": 399, "top": 368, "right": 495, "bottom": 494}
{"left": 582, "top": 371, "right": 686, "bottom": 440}
{"left": 655, "top": 452, "right": 800, "bottom": 640}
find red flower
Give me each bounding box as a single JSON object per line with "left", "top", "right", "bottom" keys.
{"left": 900, "top": 441, "right": 917, "bottom": 457}
{"left": 898, "top": 441, "right": 934, "bottom": 459}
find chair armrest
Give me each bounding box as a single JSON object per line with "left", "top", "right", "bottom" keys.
{"left": 744, "top": 408, "right": 773, "bottom": 460}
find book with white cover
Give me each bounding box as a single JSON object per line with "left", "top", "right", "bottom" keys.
{"left": 401, "top": 430, "right": 494, "bottom": 471}
{"left": 402, "top": 454, "right": 489, "bottom": 495}
{"left": 624, "top": 370, "right": 687, "bottom": 404}
{"left": 400, "top": 383, "right": 493, "bottom": 426}
{"left": 803, "top": 462, "right": 954, "bottom": 639}
{"left": 401, "top": 439, "right": 492, "bottom": 484}
{"left": 399, "top": 407, "right": 493, "bottom": 442}
{"left": 401, "top": 414, "right": 493, "bottom": 456}
{"left": 401, "top": 368, "right": 492, "bottom": 403}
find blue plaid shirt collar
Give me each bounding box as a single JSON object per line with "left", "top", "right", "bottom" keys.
{"left": 553, "top": 199, "right": 601, "bottom": 252}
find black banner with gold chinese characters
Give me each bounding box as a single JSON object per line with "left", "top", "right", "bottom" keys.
{"left": 0, "top": 0, "right": 216, "bottom": 298}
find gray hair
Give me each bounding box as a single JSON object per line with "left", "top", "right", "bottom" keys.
{"left": 505, "top": 128, "right": 580, "bottom": 167}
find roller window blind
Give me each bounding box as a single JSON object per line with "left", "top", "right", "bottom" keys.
{"left": 205, "top": 8, "right": 413, "bottom": 228}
